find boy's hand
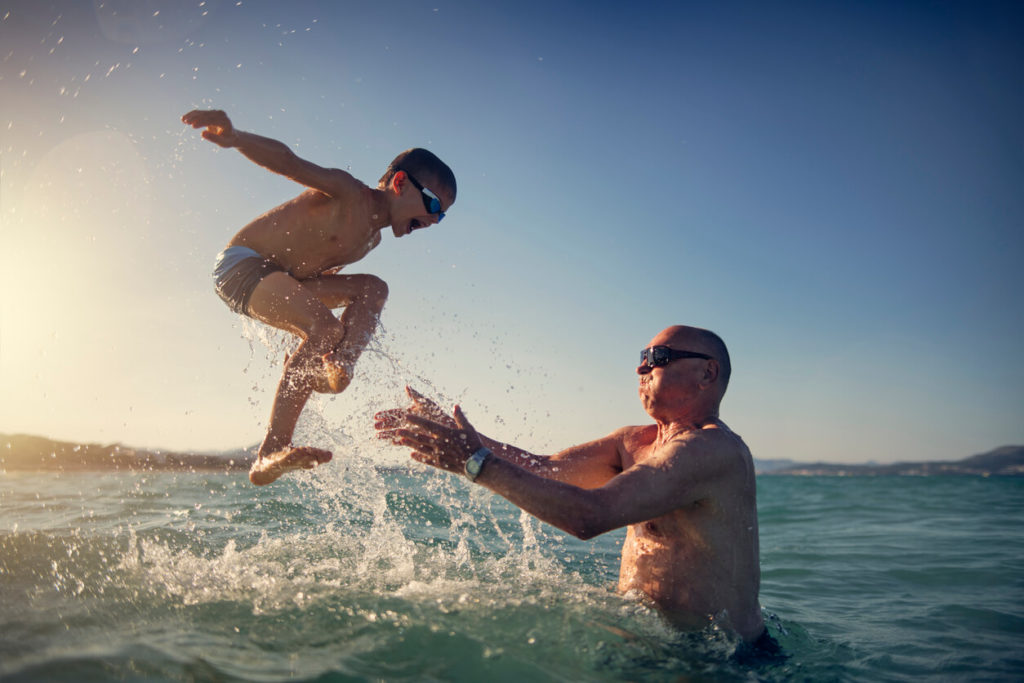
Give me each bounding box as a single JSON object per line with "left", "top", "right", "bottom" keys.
{"left": 181, "top": 109, "right": 238, "bottom": 148}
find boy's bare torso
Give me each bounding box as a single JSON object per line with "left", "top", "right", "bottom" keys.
{"left": 616, "top": 423, "right": 764, "bottom": 640}
{"left": 228, "top": 187, "right": 383, "bottom": 279}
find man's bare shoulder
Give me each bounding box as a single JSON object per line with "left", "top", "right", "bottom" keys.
{"left": 671, "top": 421, "right": 747, "bottom": 449}
{"left": 618, "top": 424, "right": 658, "bottom": 448}
{"left": 654, "top": 424, "right": 752, "bottom": 477}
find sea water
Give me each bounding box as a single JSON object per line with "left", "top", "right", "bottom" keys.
{"left": 2, "top": 462, "right": 1022, "bottom": 682}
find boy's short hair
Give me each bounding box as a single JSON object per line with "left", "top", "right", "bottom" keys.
{"left": 380, "top": 148, "right": 457, "bottom": 201}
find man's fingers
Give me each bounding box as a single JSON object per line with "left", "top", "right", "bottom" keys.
{"left": 377, "top": 426, "right": 433, "bottom": 448}
{"left": 374, "top": 429, "right": 401, "bottom": 444}
{"left": 453, "top": 405, "right": 468, "bottom": 428}
{"left": 390, "top": 427, "right": 441, "bottom": 452}
{"left": 373, "top": 408, "right": 405, "bottom": 429}
{"left": 411, "top": 396, "right": 439, "bottom": 418}
{"left": 374, "top": 407, "right": 449, "bottom": 433}
{"left": 406, "top": 386, "right": 449, "bottom": 421}
{"left": 408, "top": 386, "right": 437, "bottom": 412}
{"left": 403, "top": 412, "right": 451, "bottom": 436}
{"left": 410, "top": 451, "right": 440, "bottom": 468}
{"left": 453, "top": 405, "right": 480, "bottom": 438}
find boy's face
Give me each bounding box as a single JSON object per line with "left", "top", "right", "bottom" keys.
{"left": 391, "top": 171, "right": 454, "bottom": 237}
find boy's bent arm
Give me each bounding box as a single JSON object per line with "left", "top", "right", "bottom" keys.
{"left": 182, "top": 109, "right": 359, "bottom": 199}
{"left": 229, "top": 130, "right": 360, "bottom": 199}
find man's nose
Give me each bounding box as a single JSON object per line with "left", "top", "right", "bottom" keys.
{"left": 637, "top": 363, "right": 652, "bottom": 375}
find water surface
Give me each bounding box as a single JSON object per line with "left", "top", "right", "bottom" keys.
{"left": 2, "top": 466, "right": 1021, "bottom": 681}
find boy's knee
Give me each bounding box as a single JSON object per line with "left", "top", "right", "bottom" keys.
{"left": 308, "top": 312, "right": 345, "bottom": 343}
{"left": 316, "top": 379, "right": 348, "bottom": 395}
{"left": 360, "top": 275, "right": 388, "bottom": 308}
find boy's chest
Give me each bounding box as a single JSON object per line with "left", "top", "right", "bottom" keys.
{"left": 302, "top": 198, "right": 380, "bottom": 267}
{"left": 327, "top": 229, "right": 381, "bottom": 266}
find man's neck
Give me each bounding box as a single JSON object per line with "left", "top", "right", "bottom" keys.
{"left": 655, "top": 412, "right": 720, "bottom": 446}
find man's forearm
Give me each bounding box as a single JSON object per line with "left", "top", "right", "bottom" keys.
{"left": 475, "top": 456, "right": 616, "bottom": 540}
{"left": 485, "top": 439, "right": 549, "bottom": 473}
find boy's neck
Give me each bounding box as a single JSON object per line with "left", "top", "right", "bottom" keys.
{"left": 366, "top": 187, "right": 391, "bottom": 231}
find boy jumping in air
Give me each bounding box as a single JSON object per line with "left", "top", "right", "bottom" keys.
{"left": 182, "top": 109, "right": 456, "bottom": 485}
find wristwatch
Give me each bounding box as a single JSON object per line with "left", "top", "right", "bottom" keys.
{"left": 464, "top": 447, "right": 492, "bottom": 482}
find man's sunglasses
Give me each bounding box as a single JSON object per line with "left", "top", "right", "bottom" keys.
{"left": 640, "top": 346, "right": 713, "bottom": 368}
{"left": 401, "top": 170, "right": 445, "bottom": 222}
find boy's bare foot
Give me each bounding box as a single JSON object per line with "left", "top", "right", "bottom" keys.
{"left": 311, "top": 351, "right": 353, "bottom": 394}
{"left": 249, "top": 446, "right": 332, "bottom": 486}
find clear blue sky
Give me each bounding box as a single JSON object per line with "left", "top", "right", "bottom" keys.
{"left": 2, "top": 0, "right": 1021, "bottom": 464}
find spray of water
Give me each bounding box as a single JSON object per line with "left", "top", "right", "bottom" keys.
{"left": 87, "top": 322, "right": 726, "bottom": 673}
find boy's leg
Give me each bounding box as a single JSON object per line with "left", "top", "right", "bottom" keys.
{"left": 243, "top": 272, "right": 347, "bottom": 483}
{"left": 302, "top": 273, "right": 389, "bottom": 388}
{"left": 241, "top": 272, "right": 387, "bottom": 484}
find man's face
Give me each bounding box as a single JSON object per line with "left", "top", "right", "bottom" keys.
{"left": 637, "top": 330, "right": 709, "bottom": 416}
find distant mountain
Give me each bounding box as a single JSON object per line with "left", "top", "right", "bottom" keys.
{"left": 1, "top": 433, "right": 250, "bottom": 473}
{"left": 758, "top": 445, "right": 1024, "bottom": 477}
{"left": 753, "top": 458, "right": 801, "bottom": 473}
{"left": 3, "top": 433, "right": 1022, "bottom": 477}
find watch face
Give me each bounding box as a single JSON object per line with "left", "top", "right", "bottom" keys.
{"left": 465, "top": 449, "right": 490, "bottom": 481}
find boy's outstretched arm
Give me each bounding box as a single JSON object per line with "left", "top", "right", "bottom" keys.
{"left": 182, "top": 109, "right": 358, "bottom": 199}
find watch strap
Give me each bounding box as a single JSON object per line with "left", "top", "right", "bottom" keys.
{"left": 465, "top": 447, "right": 492, "bottom": 482}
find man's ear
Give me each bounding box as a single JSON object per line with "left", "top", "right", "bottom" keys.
{"left": 702, "top": 359, "right": 720, "bottom": 386}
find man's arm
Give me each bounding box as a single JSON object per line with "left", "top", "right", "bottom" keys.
{"left": 181, "top": 109, "right": 360, "bottom": 199}
{"left": 380, "top": 404, "right": 730, "bottom": 539}
{"left": 374, "top": 387, "right": 623, "bottom": 489}
{"left": 482, "top": 432, "right": 730, "bottom": 539}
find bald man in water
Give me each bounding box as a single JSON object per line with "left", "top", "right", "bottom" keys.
{"left": 376, "top": 325, "right": 771, "bottom": 647}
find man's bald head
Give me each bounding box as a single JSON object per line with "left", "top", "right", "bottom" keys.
{"left": 659, "top": 325, "right": 732, "bottom": 392}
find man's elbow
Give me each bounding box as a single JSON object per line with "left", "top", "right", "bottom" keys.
{"left": 565, "top": 504, "right": 616, "bottom": 540}
{"left": 571, "top": 524, "right": 602, "bottom": 541}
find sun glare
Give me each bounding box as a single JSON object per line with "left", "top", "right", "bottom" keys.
{"left": 1, "top": 130, "right": 154, "bottom": 435}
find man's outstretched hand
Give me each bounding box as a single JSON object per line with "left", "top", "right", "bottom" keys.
{"left": 182, "top": 109, "right": 238, "bottom": 148}
{"left": 373, "top": 386, "right": 457, "bottom": 432}
{"left": 375, "top": 387, "right": 484, "bottom": 475}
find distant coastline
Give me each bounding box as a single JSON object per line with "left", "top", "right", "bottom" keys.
{"left": 2, "top": 433, "right": 1022, "bottom": 477}
{"left": 755, "top": 445, "right": 1024, "bottom": 477}
{"left": 1, "top": 433, "right": 250, "bottom": 474}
